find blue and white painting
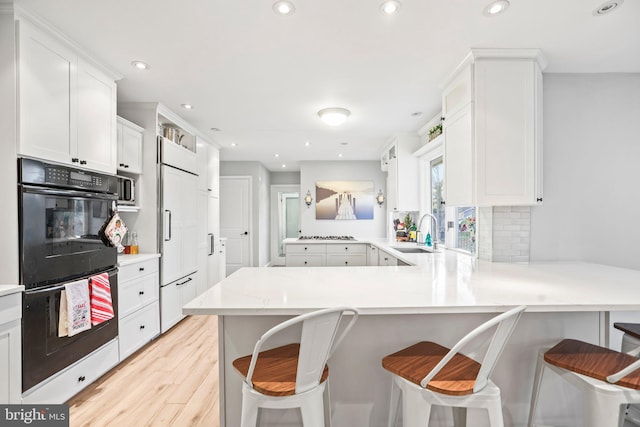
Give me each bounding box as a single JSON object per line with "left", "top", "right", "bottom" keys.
{"left": 315, "top": 181, "right": 374, "bottom": 220}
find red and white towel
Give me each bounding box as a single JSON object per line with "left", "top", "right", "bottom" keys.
{"left": 90, "top": 273, "right": 114, "bottom": 326}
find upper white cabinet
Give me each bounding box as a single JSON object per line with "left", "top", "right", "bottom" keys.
{"left": 197, "top": 138, "right": 220, "bottom": 197}
{"left": 442, "top": 49, "right": 546, "bottom": 207}
{"left": 17, "top": 18, "right": 117, "bottom": 174}
{"left": 117, "top": 117, "right": 144, "bottom": 174}
{"left": 383, "top": 135, "right": 420, "bottom": 212}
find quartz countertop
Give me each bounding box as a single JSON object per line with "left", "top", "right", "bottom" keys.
{"left": 0, "top": 284, "right": 24, "bottom": 298}
{"left": 117, "top": 253, "right": 160, "bottom": 267}
{"left": 184, "top": 248, "right": 640, "bottom": 316}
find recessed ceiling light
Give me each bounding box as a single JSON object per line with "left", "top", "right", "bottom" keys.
{"left": 338, "top": 153, "right": 343, "bottom": 158}
{"left": 380, "top": 0, "right": 401, "bottom": 15}
{"left": 593, "top": 0, "right": 623, "bottom": 15}
{"left": 131, "top": 61, "right": 150, "bottom": 70}
{"left": 274, "top": 153, "right": 280, "bottom": 158}
{"left": 282, "top": 164, "right": 286, "bottom": 168}
{"left": 181, "top": 104, "right": 194, "bottom": 110}
{"left": 273, "top": 0, "right": 295, "bottom": 15}
{"left": 318, "top": 108, "right": 351, "bottom": 126}
{"left": 230, "top": 142, "right": 237, "bottom": 147}
{"left": 210, "top": 127, "right": 221, "bottom": 132}
{"left": 483, "top": 0, "right": 510, "bottom": 16}
{"left": 304, "top": 141, "right": 310, "bottom": 147}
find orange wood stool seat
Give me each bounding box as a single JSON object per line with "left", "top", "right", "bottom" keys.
{"left": 382, "top": 341, "right": 481, "bottom": 396}
{"left": 233, "top": 343, "right": 329, "bottom": 397}
{"left": 544, "top": 339, "right": 640, "bottom": 390}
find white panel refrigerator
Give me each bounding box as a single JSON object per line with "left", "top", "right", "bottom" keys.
{"left": 158, "top": 137, "right": 198, "bottom": 333}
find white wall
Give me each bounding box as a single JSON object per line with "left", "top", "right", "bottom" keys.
{"left": 270, "top": 171, "right": 300, "bottom": 185}
{"left": 0, "top": 6, "right": 19, "bottom": 285}
{"left": 530, "top": 73, "right": 640, "bottom": 270}
{"left": 300, "top": 161, "right": 387, "bottom": 238}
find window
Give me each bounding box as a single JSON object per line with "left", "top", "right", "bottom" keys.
{"left": 430, "top": 157, "right": 446, "bottom": 244}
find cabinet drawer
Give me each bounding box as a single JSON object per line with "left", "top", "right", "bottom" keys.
{"left": 379, "top": 252, "right": 398, "bottom": 266}
{"left": 286, "top": 244, "right": 326, "bottom": 254}
{"left": 0, "top": 292, "right": 21, "bottom": 325}
{"left": 22, "top": 339, "right": 119, "bottom": 404}
{"left": 119, "top": 301, "right": 160, "bottom": 360}
{"left": 326, "top": 254, "right": 367, "bottom": 267}
{"left": 118, "top": 272, "right": 159, "bottom": 318}
{"left": 285, "top": 254, "right": 325, "bottom": 267}
{"left": 119, "top": 258, "right": 159, "bottom": 283}
{"left": 326, "top": 244, "right": 366, "bottom": 254}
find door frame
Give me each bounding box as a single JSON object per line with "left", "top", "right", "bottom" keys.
{"left": 220, "top": 175, "right": 253, "bottom": 272}
{"left": 270, "top": 184, "right": 300, "bottom": 266}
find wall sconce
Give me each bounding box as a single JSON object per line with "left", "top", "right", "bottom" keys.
{"left": 376, "top": 189, "right": 385, "bottom": 207}
{"left": 304, "top": 190, "right": 313, "bottom": 207}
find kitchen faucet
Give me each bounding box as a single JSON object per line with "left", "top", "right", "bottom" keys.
{"left": 417, "top": 213, "right": 438, "bottom": 249}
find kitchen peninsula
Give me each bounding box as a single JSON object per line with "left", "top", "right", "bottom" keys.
{"left": 184, "top": 247, "right": 640, "bottom": 427}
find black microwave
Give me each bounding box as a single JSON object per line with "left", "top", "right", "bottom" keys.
{"left": 117, "top": 175, "right": 136, "bottom": 204}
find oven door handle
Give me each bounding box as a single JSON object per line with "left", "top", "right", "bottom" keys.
{"left": 21, "top": 185, "right": 117, "bottom": 200}
{"left": 24, "top": 283, "right": 68, "bottom": 295}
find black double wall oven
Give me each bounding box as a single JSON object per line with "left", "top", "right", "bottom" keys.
{"left": 19, "top": 158, "right": 120, "bottom": 392}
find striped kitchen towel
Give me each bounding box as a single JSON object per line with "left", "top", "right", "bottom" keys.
{"left": 90, "top": 272, "right": 114, "bottom": 325}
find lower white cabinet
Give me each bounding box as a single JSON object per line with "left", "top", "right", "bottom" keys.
{"left": 285, "top": 244, "right": 327, "bottom": 267}
{"left": 379, "top": 251, "right": 398, "bottom": 266}
{"left": 118, "top": 257, "right": 160, "bottom": 360}
{"left": 22, "top": 339, "right": 119, "bottom": 404}
{"left": 367, "top": 244, "right": 380, "bottom": 266}
{"left": 326, "top": 244, "right": 367, "bottom": 267}
{"left": 119, "top": 301, "right": 160, "bottom": 360}
{"left": 0, "top": 291, "right": 21, "bottom": 403}
{"left": 161, "top": 272, "right": 196, "bottom": 333}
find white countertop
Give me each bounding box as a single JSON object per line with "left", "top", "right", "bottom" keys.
{"left": 183, "top": 248, "right": 640, "bottom": 316}
{"left": 0, "top": 284, "right": 24, "bottom": 298}
{"left": 117, "top": 253, "right": 161, "bottom": 267}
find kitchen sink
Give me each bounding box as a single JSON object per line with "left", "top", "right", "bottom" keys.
{"left": 392, "top": 247, "right": 433, "bottom": 253}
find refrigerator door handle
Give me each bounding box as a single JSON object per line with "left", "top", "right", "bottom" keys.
{"left": 164, "top": 209, "right": 172, "bottom": 241}
{"left": 208, "top": 233, "right": 214, "bottom": 256}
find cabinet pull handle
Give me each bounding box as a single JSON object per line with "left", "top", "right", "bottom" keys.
{"left": 164, "top": 210, "right": 172, "bottom": 241}
{"left": 304, "top": 247, "right": 308, "bottom": 251}
{"left": 140, "top": 325, "right": 145, "bottom": 330}
{"left": 304, "top": 261, "right": 308, "bottom": 265}
{"left": 209, "top": 233, "right": 214, "bottom": 256}
{"left": 139, "top": 267, "right": 145, "bottom": 272}
{"left": 80, "top": 160, "right": 87, "bottom": 165}
{"left": 345, "top": 247, "right": 348, "bottom": 251}
{"left": 72, "top": 158, "right": 79, "bottom": 163}
{"left": 441, "top": 116, "right": 445, "bottom": 121}
{"left": 119, "top": 163, "right": 125, "bottom": 167}
{"left": 440, "top": 200, "right": 446, "bottom": 205}
{"left": 536, "top": 197, "right": 543, "bottom": 202}
{"left": 345, "top": 261, "right": 348, "bottom": 265}
{"left": 78, "top": 376, "right": 86, "bottom": 382}
{"left": 139, "top": 291, "right": 144, "bottom": 295}
{"left": 124, "top": 164, "right": 129, "bottom": 168}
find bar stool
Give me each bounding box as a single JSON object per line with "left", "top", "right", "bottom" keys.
{"left": 528, "top": 338, "right": 640, "bottom": 427}
{"left": 382, "top": 305, "right": 526, "bottom": 427}
{"left": 615, "top": 323, "right": 640, "bottom": 425}
{"left": 232, "top": 307, "right": 359, "bottom": 427}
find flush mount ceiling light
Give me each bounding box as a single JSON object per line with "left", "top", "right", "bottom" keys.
{"left": 273, "top": 0, "right": 295, "bottom": 15}
{"left": 483, "top": 0, "right": 510, "bottom": 16}
{"left": 593, "top": 0, "right": 623, "bottom": 15}
{"left": 181, "top": 104, "right": 194, "bottom": 110}
{"left": 318, "top": 108, "right": 351, "bottom": 126}
{"left": 131, "top": 61, "right": 150, "bottom": 70}
{"left": 380, "top": 0, "right": 401, "bottom": 15}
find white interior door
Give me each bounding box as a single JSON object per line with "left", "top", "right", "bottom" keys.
{"left": 220, "top": 177, "right": 251, "bottom": 276}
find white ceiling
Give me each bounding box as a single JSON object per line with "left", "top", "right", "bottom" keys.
{"left": 15, "top": 0, "right": 640, "bottom": 171}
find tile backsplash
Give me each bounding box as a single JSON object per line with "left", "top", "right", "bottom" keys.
{"left": 479, "top": 206, "right": 531, "bottom": 263}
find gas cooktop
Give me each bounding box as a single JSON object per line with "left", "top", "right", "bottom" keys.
{"left": 298, "top": 235, "right": 356, "bottom": 241}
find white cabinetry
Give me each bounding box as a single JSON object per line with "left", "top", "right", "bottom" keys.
{"left": 382, "top": 135, "right": 420, "bottom": 212}
{"left": 22, "top": 340, "right": 119, "bottom": 404}
{"left": 326, "top": 244, "right": 367, "bottom": 267}
{"left": 117, "top": 117, "right": 143, "bottom": 174}
{"left": 442, "top": 49, "right": 545, "bottom": 207}
{"left": 117, "top": 257, "right": 160, "bottom": 360}
{"left": 196, "top": 141, "right": 221, "bottom": 296}
{"left": 285, "top": 244, "right": 326, "bottom": 267}
{"left": 17, "top": 19, "right": 117, "bottom": 174}
{"left": 378, "top": 250, "right": 398, "bottom": 266}
{"left": 0, "top": 291, "right": 21, "bottom": 403}
{"left": 161, "top": 273, "right": 196, "bottom": 333}
{"left": 367, "top": 244, "right": 380, "bottom": 266}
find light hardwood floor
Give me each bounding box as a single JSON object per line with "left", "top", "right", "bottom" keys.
{"left": 67, "top": 315, "right": 219, "bottom": 427}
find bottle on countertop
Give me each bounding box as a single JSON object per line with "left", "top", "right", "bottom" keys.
{"left": 129, "top": 231, "right": 139, "bottom": 254}
{"left": 425, "top": 232, "right": 432, "bottom": 247}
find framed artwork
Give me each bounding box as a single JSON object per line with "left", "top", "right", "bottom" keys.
{"left": 315, "top": 181, "right": 374, "bottom": 220}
